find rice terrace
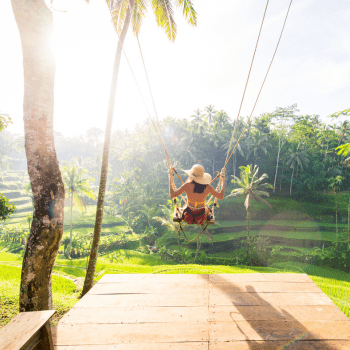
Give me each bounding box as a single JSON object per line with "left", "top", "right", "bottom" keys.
{"left": 0, "top": 0, "right": 350, "bottom": 349}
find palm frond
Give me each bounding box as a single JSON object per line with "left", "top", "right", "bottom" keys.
{"left": 132, "top": 0, "right": 148, "bottom": 36}
{"left": 256, "top": 183, "right": 273, "bottom": 191}
{"left": 110, "top": 0, "right": 129, "bottom": 34}
{"left": 256, "top": 194, "right": 272, "bottom": 209}
{"left": 253, "top": 189, "right": 271, "bottom": 197}
{"left": 253, "top": 173, "right": 268, "bottom": 185}
{"left": 176, "top": 0, "right": 197, "bottom": 25}
{"left": 152, "top": 0, "right": 177, "bottom": 41}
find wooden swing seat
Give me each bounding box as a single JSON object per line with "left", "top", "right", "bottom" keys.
{"left": 172, "top": 206, "right": 215, "bottom": 225}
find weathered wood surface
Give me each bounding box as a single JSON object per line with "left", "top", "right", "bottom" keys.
{"left": 209, "top": 273, "right": 313, "bottom": 283}
{"left": 99, "top": 274, "right": 209, "bottom": 283}
{"left": 53, "top": 323, "right": 209, "bottom": 345}
{"left": 53, "top": 274, "right": 350, "bottom": 349}
{"left": 210, "top": 291, "right": 334, "bottom": 306}
{"left": 58, "top": 306, "right": 209, "bottom": 324}
{"left": 75, "top": 293, "right": 208, "bottom": 307}
{"left": 209, "top": 320, "right": 350, "bottom": 341}
{"left": 0, "top": 310, "right": 55, "bottom": 350}
{"left": 209, "top": 281, "right": 322, "bottom": 293}
{"left": 88, "top": 282, "right": 208, "bottom": 294}
{"left": 54, "top": 344, "right": 208, "bottom": 350}
{"left": 209, "top": 341, "right": 350, "bottom": 350}
{"left": 210, "top": 305, "right": 350, "bottom": 321}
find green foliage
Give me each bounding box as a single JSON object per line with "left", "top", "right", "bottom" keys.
{"left": 312, "top": 242, "right": 350, "bottom": 272}
{"left": 0, "top": 193, "right": 16, "bottom": 221}
{"left": 0, "top": 263, "right": 78, "bottom": 327}
{"left": 228, "top": 164, "right": 272, "bottom": 210}
{"left": 0, "top": 114, "right": 12, "bottom": 132}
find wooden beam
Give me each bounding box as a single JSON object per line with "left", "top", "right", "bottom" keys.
{"left": 0, "top": 310, "right": 55, "bottom": 350}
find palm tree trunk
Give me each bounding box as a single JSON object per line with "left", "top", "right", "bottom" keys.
{"left": 279, "top": 161, "right": 285, "bottom": 191}
{"left": 273, "top": 137, "right": 281, "bottom": 193}
{"left": 12, "top": 0, "right": 65, "bottom": 312}
{"left": 289, "top": 167, "right": 295, "bottom": 196}
{"left": 82, "top": 0, "right": 135, "bottom": 297}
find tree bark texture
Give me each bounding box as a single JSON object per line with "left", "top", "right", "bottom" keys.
{"left": 289, "top": 167, "right": 294, "bottom": 196}
{"left": 82, "top": 0, "right": 135, "bottom": 297}
{"left": 12, "top": 0, "right": 65, "bottom": 311}
{"left": 273, "top": 137, "right": 281, "bottom": 193}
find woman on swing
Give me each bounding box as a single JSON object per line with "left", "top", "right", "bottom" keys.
{"left": 169, "top": 164, "right": 225, "bottom": 225}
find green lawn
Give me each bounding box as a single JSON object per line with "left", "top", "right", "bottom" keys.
{"left": 0, "top": 264, "right": 78, "bottom": 328}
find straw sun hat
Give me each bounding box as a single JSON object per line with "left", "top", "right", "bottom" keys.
{"left": 182, "top": 164, "right": 212, "bottom": 185}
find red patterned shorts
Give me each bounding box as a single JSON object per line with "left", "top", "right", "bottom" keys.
{"left": 182, "top": 205, "right": 210, "bottom": 225}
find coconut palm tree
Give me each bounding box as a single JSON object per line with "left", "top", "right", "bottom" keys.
{"left": 11, "top": 0, "right": 66, "bottom": 312}
{"left": 286, "top": 145, "right": 309, "bottom": 195}
{"left": 61, "top": 163, "right": 95, "bottom": 257}
{"left": 82, "top": 0, "right": 197, "bottom": 296}
{"left": 203, "top": 105, "right": 216, "bottom": 125}
{"left": 227, "top": 165, "right": 272, "bottom": 237}
{"left": 245, "top": 131, "right": 270, "bottom": 166}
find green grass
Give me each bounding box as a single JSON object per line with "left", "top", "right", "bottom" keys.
{"left": 161, "top": 228, "right": 346, "bottom": 247}
{"left": 0, "top": 263, "right": 79, "bottom": 327}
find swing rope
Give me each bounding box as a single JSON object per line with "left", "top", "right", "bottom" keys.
{"left": 225, "top": 0, "right": 293, "bottom": 167}
{"left": 224, "top": 0, "right": 270, "bottom": 170}
{"left": 178, "top": 222, "right": 209, "bottom": 242}
{"left": 135, "top": 35, "right": 188, "bottom": 207}
{"left": 209, "top": 0, "right": 293, "bottom": 189}
{"left": 119, "top": 0, "right": 293, "bottom": 232}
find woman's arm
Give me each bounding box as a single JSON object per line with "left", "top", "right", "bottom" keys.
{"left": 207, "top": 174, "right": 225, "bottom": 200}
{"left": 169, "top": 172, "right": 189, "bottom": 198}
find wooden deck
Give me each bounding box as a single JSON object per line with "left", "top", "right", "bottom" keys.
{"left": 53, "top": 274, "right": 350, "bottom": 349}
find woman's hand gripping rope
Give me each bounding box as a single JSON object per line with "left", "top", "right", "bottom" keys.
{"left": 168, "top": 166, "right": 176, "bottom": 190}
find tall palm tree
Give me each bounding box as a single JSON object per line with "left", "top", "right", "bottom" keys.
{"left": 204, "top": 105, "right": 215, "bottom": 125}
{"left": 245, "top": 131, "right": 270, "bottom": 166}
{"left": 61, "top": 163, "right": 95, "bottom": 257}
{"left": 227, "top": 165, "right": 272, "bottom": 237}
{"left": 12, "top": 0, "right": 66, "bottom": 312}
{"left": 222, "top": 137, "right": 244, "bottom": 181}
{"left": 190, "top": 108, "right": 203, "bottom": 123}
{"left": 83, "top": 0, "right": 197, "bottom": 296}
{"left": 286, "top": 145, "right": 309, "bottom": 195}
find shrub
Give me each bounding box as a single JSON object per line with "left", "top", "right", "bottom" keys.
{"left": 312, "top": 242, "right": 350, "bottom": 272}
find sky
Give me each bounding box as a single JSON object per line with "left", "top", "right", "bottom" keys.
{"left": 0, "top": 0, "right": 349, "bottom": 138}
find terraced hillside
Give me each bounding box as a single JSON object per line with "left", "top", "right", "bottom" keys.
{"left": 1, "top": 171, "right": 348, "bottom": 258}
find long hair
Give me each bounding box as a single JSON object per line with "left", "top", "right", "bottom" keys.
{"left": 191, "top": 180, "right": 207, "bottom": 194}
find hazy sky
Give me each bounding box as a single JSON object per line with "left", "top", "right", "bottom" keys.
{"left": 1, "top": 0, "right": 349, "bottom": 137}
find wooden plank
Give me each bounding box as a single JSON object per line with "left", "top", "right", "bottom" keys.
{"left": 54, "top": 343, "right": 208, "bottom": 350}
{"left": 88, "top": 282, "right": 208, "bottom": 295}
{"left": 209, "top": 340, "right": 350, "bottom": 350}
{"left": 209, "top": 320, "right": 350, "bottom": 341}
{"left": 210, "top": 305, "right": 350, "bottom": 322}
{"left": 209, "top": 291, "right": 334, "bottom": 306}
{"left": 99, "top": 274, "right": 209, "bottom": 283}
{"left": 209, "top": 274, "right": 312, "bottom": 283}
{"left": 0, "top": 310, "right": 55, "bottom": 350}
{"left": 209, "top": 281, "right": 322, "bottom": 293}
{"left": 52, "top": 323, "right": 209, "bottom": 345}
{"left": 75, "top": 293, "right": 208, "bottom": 308}
{"left": 58, "top": 306, "right": 209, "bottom": 324}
